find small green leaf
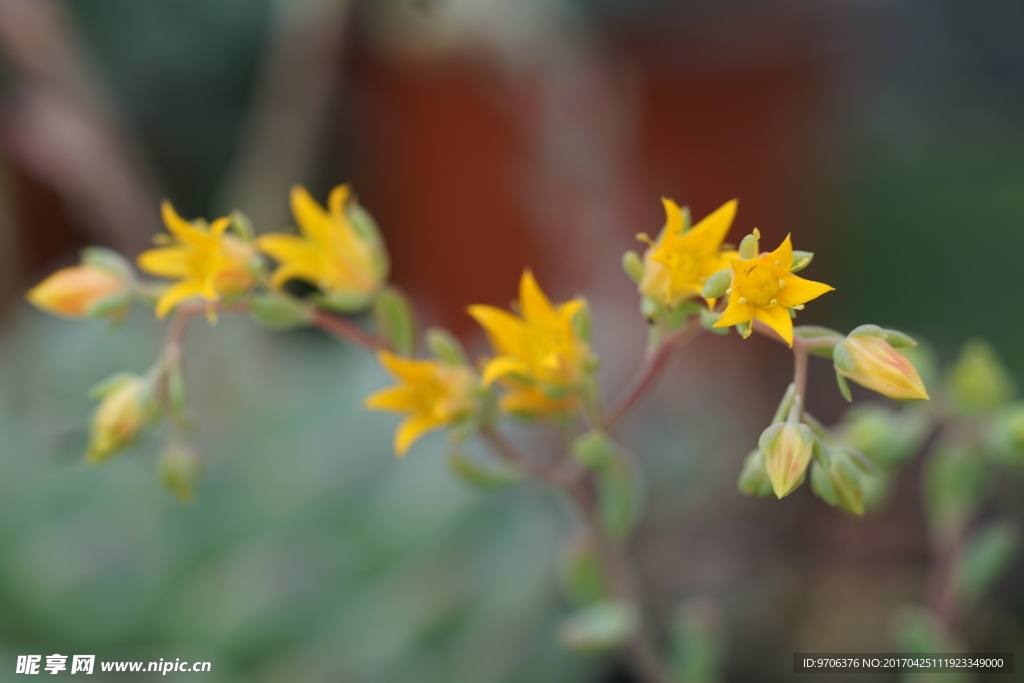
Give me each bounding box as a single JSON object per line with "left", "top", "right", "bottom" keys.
{"left": 315, "top": 290, "right": 373, "bottom": 314}
{"left": 699, "top": 307, "right": 727, "bottom": 335}
{"left": 559, "top": 537, "right": 610, "bottom": 605}
{"left": 670, "top": 599, "right": 723, "bottom": 683}
{"left": 425, "top": 327, "right": 469, "bottom": 366}
{"left": 597, "top": 459, "right": 643, "bottom": 539}
{"left": 812, "top": 437, "right": 831, "bottom": 471}
{"left": 249, "top": 292, "right": 313, "bottom": 330}
{"left": 159, "top": 442, "right": 203, "bottom": 503}
{"left": 832, "top": 340, "right": 855, "bottom": 372}
{"left": 447, "top": 452, "right": 521, "bottom": 490}
{"left": 571, "top": 430, "right": 620, "bottom": 470}
{"left": 953, "top": 523, "right": 1018, "bottom": 605}
{"left": 373, "top": 286, "right": 417, "bottom": 356}
{"left": 559, "top": 601, "right": 637, "bottom": 653}
{"left": 738, "top": 233, "right": 758, "bottom": 260}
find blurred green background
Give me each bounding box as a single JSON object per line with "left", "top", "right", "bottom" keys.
{"left": 0, "top": 0, "right": 1022, "bottom": 681}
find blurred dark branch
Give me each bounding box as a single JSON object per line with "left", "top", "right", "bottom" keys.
{"left": 0, "top": 0, "right": 163, "bottom": 252}
{"left": 217, "top": 0, "right": 354, "bottom": 227}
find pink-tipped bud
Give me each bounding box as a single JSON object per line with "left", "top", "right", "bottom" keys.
{"left": 27, "top": 265, "right": 128, "bottom": 319}
{"left": 836, "top": 335, "right": 929, "bottom": 401}
{"left": 759, "top": 422, "right": 815, "bottom": 499}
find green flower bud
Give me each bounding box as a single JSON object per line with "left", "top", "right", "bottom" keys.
{"left": 622, "top": 250, "right": 645, "bottom": 283}
{"left": 946, "top": 339, "right": 1015, "bottom": 415}
{"left": 835, "top": 334, "right": 929, "bottom": 401}
{"left": 559, "top": 600, "right": 637, "bottom": 653}
{"left": 737, "top": 449, "right": 773, "bottom": 497}
{"left": 86, "top": 375, "right": 157, "bottom": 463}
{"left": 572, "top": 430, "right": 621, "bottom": 470}
{"left": 810, "top": 449, "right": 866, "bottom": 516}
{"left": 700, "top": 269, "right": 731, "bottom": 299}
{"left": 759, "top": 422, "right": 814, "bottom": 498}
{"left": 159, "top": 441, "right": 203, "bottom": 503}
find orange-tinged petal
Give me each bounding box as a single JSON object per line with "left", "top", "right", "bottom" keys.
{"left": 753, "top": 304, "right": 794, "bottom": 346}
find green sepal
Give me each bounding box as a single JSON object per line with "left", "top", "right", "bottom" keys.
{"left": 249, "top": 292, "right": 313, "bottom": 330}
{"left": 425, "top": 327, "right": 469, "bottom": 366}
{"left": 85, "top": 291, "right": 132, "bottom": 320}
{"left": 559, "top": 536, "right": 611, "bottom": 605}
{"left": 832, "top": 340, "right": 855, "bottom": 373}
{"left": 810, "top": 452, "right": 866, "bottom": 516}
{"left": 315, "top": 290, "right": 374, "bottom": 314}
{"left": 373, "top": 286, "right": 417, "bottom": 356}
{"left": 81, "top": 246, "right": 134, "bottom": 281}
{"left": 699, "top": 307, "right": 727, "bottom": 335}
{"left": 571, "top": 430, "right": 620, "bottom": 470}
{"left": 447, "top": 452, "right": 521, "bottom": 490}
{"left": 348, "top": 203, "right": 390, "bottom": 282}
{"left": 572, "top": 299, "right": 593, "bottom": 342}
{"left": 597, "top": 459, "right": 643, "bottom": 540}
{"left": 790, "top": 250, "right": 813, "bottom": 272}
{"left": 736, "top": 320, "right": 750, "bottom": 339}
{"left": 952, "top": 523, "right": 1018, "bottom": 606}
{"left": 559, "top": 600, "right": 637, "bottom": 653}
{"left": 757, "top": 423, "right": 786, "bottom": 453}
{"left": 228, "top": 209, "right": 255, "bottom": 241}
{"left": 835, "top": 371, "right": 853, "bottom": 402}
{"left": 738, "top": 233, "right": 759, "bottom": 260}
{"left": 640, "top": 296, "right": 661, "bottom": 322}
{"left": 811, "top": 437, "right": 831, "bottom": 471}
{"left": 848, "top": 323, "right": 886, "bottom": 338}
{"left": 88, "top": 372, "right": 139, "bottom": 400}
{"left": 882, "top": 328, "right": 918, "bottom": 348}
{"left": 622, "top": 250, "right": 644, "bottom": 283}
{"left": 159, "top": 442, "right": 203, "bottom": 503}
{"left": 700, "top": 269, "right": 731, "bottom": 299}
{"left": 794, "top": 325, "right": 843, "bottom": 357}
{"left": 737, "top": 449, "right": 773, "bottom": 497}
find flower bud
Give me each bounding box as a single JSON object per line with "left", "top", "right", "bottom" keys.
{"left": 87, "top": 376, "right": 155, "bottom": 463}
{"left": 27, "top": 265, "right": 129, "bottom": 319}
{"left": 759, "top": 422, "right": 814, "bottom": 498}
{"left": 159, "top": 441, "right": 204, "bottom": 502}
{"left": 737, "top": 449, "right": 773, "bottom": 497}
{"left": 835, "top": 334, "right": 929, "bottom": 401}
{"left": 810, "top": 450, "right": 866, "bottom": 516}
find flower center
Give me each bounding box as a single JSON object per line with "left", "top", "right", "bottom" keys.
{"left": 736, "top": 265, "right": 781, "bottom": 308}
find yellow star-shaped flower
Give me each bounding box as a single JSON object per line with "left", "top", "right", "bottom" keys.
{"left": 257, "top": 185, "right": 387, "bottom": 302}
{"left": 639, "top": 198, "right": 738, "bottom": 308}
{"left": 138, "top": 202, "right": 256, "bottom": 320}
{"left": 468, "top": 271, "right": 590, "bottom": 417}
{"left": 364, "top": 351, "right": 479, "bottom": 456}
{"left": 714, "top": 235, "right": 833, "bottom": 346}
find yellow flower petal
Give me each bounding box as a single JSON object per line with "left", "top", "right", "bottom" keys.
{"left": 328, "top": 184, "right": 352, "bottom": 217}
{"left": 290, "top": 185, "right": 334, "bottom": 243}
{"left": 364, "top": 385, "right": 417, "bottom": 412}
{"left": 155, "top": 280, "right": 205, "bottom": 319}
{"left": 519, "top": 270, "right": 558, "bottom": 329}
{"left": 161, "top": 201, "right": 208, "bottom": 247}
{"left": 778, "top": 273, "right": 834, "bottom": 307}
{"left": 394, "top": 415, "right": 443, "bottom": 457}
{"left": 482, "top": 356, "right": 529, "bottom": 386}
{"left": 715, "top": 295, "right": 752, "bottom": 328}
{"left": 138, "top": 247, "right": 192, "bottom": 278}
{"left": 467, "top": 304, "right": 526, "bottom": 357}
{"left": 753, "top": 303, "right": 794, "bottom": 346}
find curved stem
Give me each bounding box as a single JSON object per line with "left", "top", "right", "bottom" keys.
{"left": 479, "top": 426, "right": 675, "bottom": 683}
{"left": 604, "top": 317, "right": 703, "bottom": 429}
{"left": 310, "top": 308, "right": 389, "bottom": 352}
